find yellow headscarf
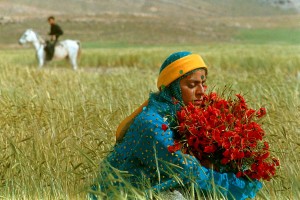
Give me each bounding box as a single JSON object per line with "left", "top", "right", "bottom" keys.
{"left": 116, "top": 54, "right": 207, "bottom": 141}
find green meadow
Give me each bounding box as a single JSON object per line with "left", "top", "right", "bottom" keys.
{"left": 235, "top": 28, "right": 300, "bottom": 44}
{"left": 0, "top": 42, "right": 299, "bottom": 199}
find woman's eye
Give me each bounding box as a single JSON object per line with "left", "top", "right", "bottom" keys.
{"left": 188, "top": 84, "right": 195, "bottom": 88}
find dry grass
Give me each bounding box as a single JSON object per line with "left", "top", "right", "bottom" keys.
{"left": 0, "top": 44, "right": 299, "bottom": 199}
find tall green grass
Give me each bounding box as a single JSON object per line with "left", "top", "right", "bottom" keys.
{"left": 0, "top": 44, "right": 299, "bottom": 199}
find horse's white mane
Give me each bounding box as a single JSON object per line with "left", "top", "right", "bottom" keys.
{"left": 37, "top": 34, "right": 45, "bottom": 44}
{"left": 29, "top": 28, "right": 45, "bottom": 44}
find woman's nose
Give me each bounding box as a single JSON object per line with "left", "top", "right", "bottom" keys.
{"left": 195, "top": 84, "right": 205, "bottom": 96}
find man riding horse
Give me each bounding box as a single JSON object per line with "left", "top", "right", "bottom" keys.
{"left": 44, "top": 16, "right": 63, "bottom": 61}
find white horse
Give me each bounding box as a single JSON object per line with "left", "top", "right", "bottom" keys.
{"left": 18, "top": 29, "right": 81, "bottom": 70}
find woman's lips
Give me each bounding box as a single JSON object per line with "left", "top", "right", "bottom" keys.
{"left": 193, "top": 100, "right": 202, "bottom": 105}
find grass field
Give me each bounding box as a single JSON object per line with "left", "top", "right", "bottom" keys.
{"left": 0, "top": 43, "right": 299, "bottom": 199}
{"left": 1, "top": 1, "right": 299, "bottom": 199}
{"left": 235, "top": 28, "right": 300, "bottom": 44}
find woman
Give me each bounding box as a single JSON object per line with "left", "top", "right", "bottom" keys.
{"left": 92, "top": 51, "right": 262, "bottom": 200}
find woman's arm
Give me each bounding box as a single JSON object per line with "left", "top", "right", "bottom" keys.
{"left": 132, "top": 110, "right": 262, "bottom": 199}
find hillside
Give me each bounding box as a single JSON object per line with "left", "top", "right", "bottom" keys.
{"left": 1, "top": 0, "right": 298, "bottom": 17}
{"left": 0, "top": 0, "right": 299, "bottom": 48}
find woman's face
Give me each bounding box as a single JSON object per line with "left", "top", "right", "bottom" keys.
{"left": 180, "top": 69, "right": 207, "bottom": 106}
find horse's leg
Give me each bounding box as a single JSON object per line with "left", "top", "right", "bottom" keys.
{"left": 38, "top": 56, "right": 44, "bottom": 68}
{"left": 69, "top": 54, "right": 77, "bottom": 70}
{"left": 68, "top": 49, "right": 78, "bottom": 70}
{"left": 64, "top": 41, "right": 80, "bottom": 70}
{"left": 37, "top": 49, "right": 45, "bottom": 68}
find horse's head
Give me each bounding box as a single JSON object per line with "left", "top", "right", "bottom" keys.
{"left": 19, "top": 29, "right": 38, "bottom": 45}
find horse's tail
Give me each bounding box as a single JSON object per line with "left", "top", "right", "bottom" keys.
{"left": 76, "top": 40, "right": 81, "bottom": 59}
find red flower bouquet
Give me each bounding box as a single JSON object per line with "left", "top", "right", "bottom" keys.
{"left": 168, "top": 92, "right": 280, "bottom": 181}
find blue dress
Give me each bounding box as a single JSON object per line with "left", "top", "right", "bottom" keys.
{"left": 98, "top": 93, "right": 262, "bottom": 200}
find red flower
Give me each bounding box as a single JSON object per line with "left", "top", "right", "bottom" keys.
{"left": 221, "top": 157, "right": 230, "bottom": 165}
{"left": 246, "top": 109, "right": 256, "bottom": 119}
{"left": 236, "top": 94, "right": 247, "bottom": 109}
{"left": 263, "top": 142, "right": 269, "bottom": 150}
{"left": 168, "top": 141, "right": 182, "bottom": 153}
{"left": 272, "top": 157, "right": 280, "bottom": 166}
{"left": 162, "top": 124, "right": 168, "bottom": 132}
{"left": 209, "top": 92, "right": 218, "bottom": 100}
{"left": 169, "top": 91, "right": 279, "bottom": 181}
{"left": 204, "top": 145, "right": 217, "bottom": 153}
{"left": 256, "top": 107, "right": 267, "bottom": 118}
{"left": 236, "top": 94, "right": 245, "bottom": 103}
{"left": 236, "top": 171, "right": 243, "bottom": 178}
